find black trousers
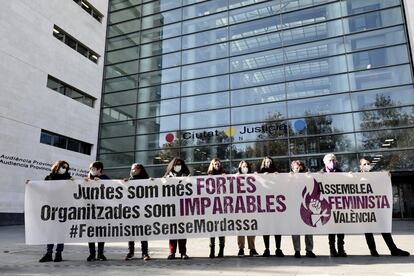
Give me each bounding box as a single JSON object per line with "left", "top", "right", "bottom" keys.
{"left": 263, "top": 235, "right": 282, "bottom": 249}
{"left": 128, "top": 241, "right": 148, "bottom": 255}
{"left": 88, "top": 242, "right": 104, "bottom": 255}
{"left": 328, "top": 234, "right": 345, "bottom": 250}
{"left": 365, "top": 233, "right": 397, "bottom": 252}
{"left": 210, "top": 236, "right": 225, "bottom": 247}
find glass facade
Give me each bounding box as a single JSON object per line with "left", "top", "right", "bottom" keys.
{"left": 100, "top": 0, "right": 414, "bottom": 186}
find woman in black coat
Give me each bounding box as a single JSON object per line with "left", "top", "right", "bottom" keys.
{"left": 125, "top": 163, "right": 152, "bottom": 261}
{"left": 38, "top": 160, "right": 72, "bottom": 262}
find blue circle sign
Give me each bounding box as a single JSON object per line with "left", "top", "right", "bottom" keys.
{"left": 294, "top": 120, "right": 306, "bottom": 131}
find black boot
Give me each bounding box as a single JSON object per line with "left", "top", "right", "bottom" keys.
{"left": 39, "top": 252, "right": 53, "bottom": 262}
{"left": 209, "top": 246, "right": 215, "bottom": 258}
{"left": 87, "top": 253, "right": 95, "bottom": 262}
{"left": 54, "top": 252, "right": 62, "bottom": 262}
{"left": 126, "top": 242, "right": 134, "bottom": 260}
{"left": 217, "top": 246, "right": 224, "bottom": 258}
{"left": 330, "top": 245, "right": 339, "bottom": 257}
{"left": 338, "top": 245, "right": 347, "bottom": 257}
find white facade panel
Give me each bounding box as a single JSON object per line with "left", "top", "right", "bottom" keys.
{"left": 0, "top": 0, "right": 108, "bottom": 214}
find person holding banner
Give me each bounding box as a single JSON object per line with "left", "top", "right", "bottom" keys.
{"left": 124, "top": 163, "right": 152, "bottom": 261}
{"left": 207, "top": 158, "right": 227, "bottom": 258}
{"left": 165, "top": 158, "right": 190, "bottom": 260}
{"left": 236, "top": 160, "right": 259, "bottom": 257}
{"left": 259, "top": 156, "right": 284, "bottom": 257}
{"left": 359, "top": 158, "right": 410, "bottom": 257}
{"left": 290, "top": 160, "right": 316, "bottom": 258}
{"left": 38, "top": 160, "right": 72, "bottom": 263}
{"left": 320, "top": 153, "right": 347, "bottom": 257}
{"left": 86, "top": 161, "right": 110, "bottom": 261}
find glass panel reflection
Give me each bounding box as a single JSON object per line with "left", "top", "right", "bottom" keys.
{"left": 286, "top": 74, "right": 349, "bottom": 99}
{"left": 354, "top": 106, "right": 414, "bottom": 131}
{"left": 182, "top": 59, "right": 229, "bottom": 80}
{"left": 104, "top": 75, "right": 138, "bottom": 93}
{"left": 107, "top": 33, "right": 140, "bottom": 51}
{"left": 182, "top": 144, "right": 231, "bottom": 162}
{"left": 347, "top": 45, "right": 409, "bottom": 71}
{"left": 348, "top": 64, "right": 412, "bottom": 91}
{"left": 136, "top": 115, "right": 180, "bottom": 134}
{"left": 351, "top": 85, "right": 414, "bottom": 112}
{"left": 182, "top": 75, "right": 229, "bottom": 96}
{"left": 231, "top": 83, "right": 285, "bottom": 107}
{"left": 289, "top": 113, "right": 355, "bottom": 137}
{"left": 100, "top": 136, "right": 135, "bottom": 153}
{"left": 135, "top": 149, "right": 180, "bottom": 165}
{"left": 104, "top": 90, "right": 137, "bottom": 107}
{"left": 181, "top": 92, "right": 229, "bottom": 113}
{"left": 231, "top": 102, "right": 286, "bottom": 125}
{"left": 287, "top": 94, "right": 351, "bottom": 118}
{"left": 183, "top": 27, "right": 228, "bottom": 49}
{"left": 290, "top": 133, "right": 355, "bottom": 155}
{"left": 183, "top": 12, "right": 228, "bottom": 35}
{"left": 344, "top": 25, "right": 406, "bottom": 53}
{"left": 183, "top": 0, "right": 228, "bottom": 20}
{"left": 181, "top": 109, "right": 230, "bottom": 129}
{"left": 343, "top": 7, "right": 403, "bottom": 34}
{"left": 106, "top": 47, "right": 139, "bottom": 64}
{"left": 281, "top": 2, "right": 341, "bottom": 29}
{"left": 100, "top": 152, "right": 134, "bottom": 167}
{"left": 341, "top": 0, "right": 400, "bottom": 16}
{"left": 232, "top": 140, "right": 289, "bottom": 159}
{"left": 100, "top": 120, "right": 136, "bottom": 138}
{"left": 140, "top": 37, "right": 181, "bottom": 58}
{"left": 229, "top": 1, "right": 282, "bottom": 24}
{"left": 183, "top": 43, "right": 228, "bottom": 64}
{"left": 105, "top": 60, "right": 139, "bottom": 79}
{"left": 356, "top": 128, "right": 414, "bottom": 151}
{"left": 108, "top": 19, "right": 141, "bottom": 37}
{"left": 102, "top": 104, "right": 136, "bottom": 123}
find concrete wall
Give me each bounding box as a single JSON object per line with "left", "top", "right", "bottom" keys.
{"left": 0, "top": 0, "right": 108, "bottom": 221}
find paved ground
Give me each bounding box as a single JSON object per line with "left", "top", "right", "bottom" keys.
{"left": 1, "top": 222, "right": 414, "bottom": 275}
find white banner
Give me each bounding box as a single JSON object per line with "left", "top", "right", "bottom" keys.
{"left": 25, "top": 172, "right": 392, "bottom": 244}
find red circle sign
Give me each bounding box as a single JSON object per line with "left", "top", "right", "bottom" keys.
{"left": 165, "top": 133, "right": 174, "bottom": 142}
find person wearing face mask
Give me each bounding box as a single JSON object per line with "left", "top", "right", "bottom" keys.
{"left": 38, "top": 160, "right": 72, "bottom": 263}
{"left": 207, "top": 158, "right": 227, "bottom": 258}
{"left": 86, "top": 161, "right": 110, "bottom": 262}
{"left": 290, "top": 160, "right": 316, "bottom": 258}
{"left": 124, "top": 163, "right": 152, "bottom": 261}
{"left": 236, "top": 161, "right": 259, "bottom": 257}
{"left": 164, "top": 158, "right": 191, "bottom": 260}
{"left": 360, "top": 158, "right": 409, "bottom": 257}
{"left": 320, "top": 153, "right": 347, "bottom": 257}
{"left": 258, "top": 156, "right": 284, "bottom": 257}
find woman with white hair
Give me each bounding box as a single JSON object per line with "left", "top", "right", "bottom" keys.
{"left": 320, "top": 153, "right": 347, "bottom": 257}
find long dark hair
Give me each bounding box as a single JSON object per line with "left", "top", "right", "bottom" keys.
{"left": 259, "top": 156, "right": 277, "bottom": 173}
{"left": 130, "top": 163, "right": 150, "bottom": 179}
{"left": 237, "top": 160, "right": 252, "bottom": 174}
{"left": 207, "top": 158, "right": 225, "bottom": 175}
{"left": 164, "top": 157, "right": 190, "bottom": 177}
{"left": 51, "top": 160, "right": 69, "bottom": 174}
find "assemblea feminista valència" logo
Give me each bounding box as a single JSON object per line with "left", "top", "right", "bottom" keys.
{"left": 300, "top": 178, "right": 390, "bottom": 227}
